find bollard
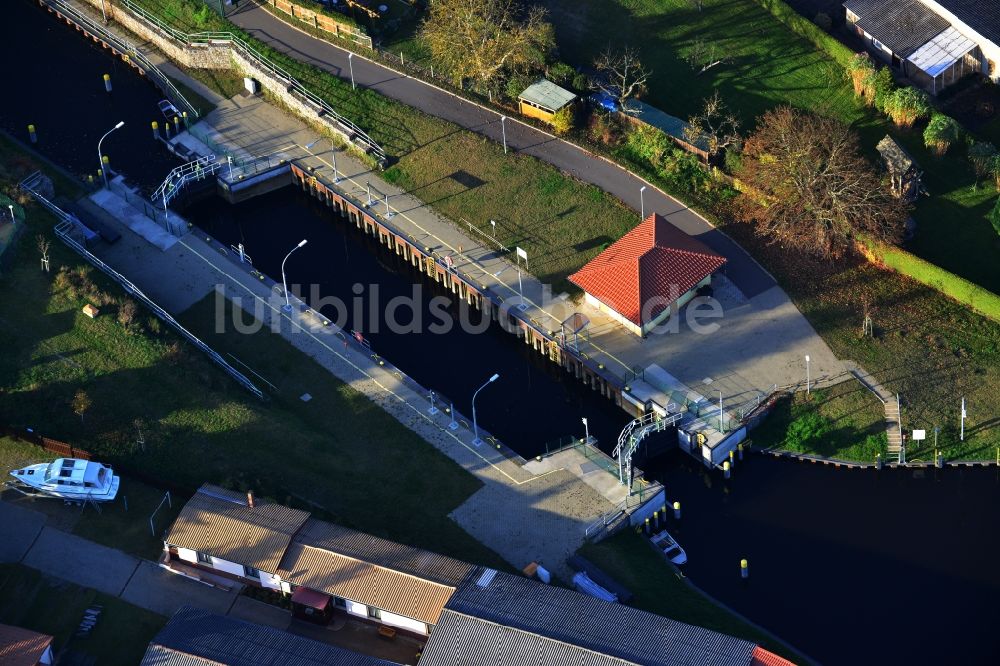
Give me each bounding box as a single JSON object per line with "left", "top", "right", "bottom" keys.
{"left": 740, "top": 558, "right": 749, "bottom": 579}
{"left": 87, "top": 174, "right": 94, "bottom": 185}
{"left": 673, "top": 500, "right": 681, "bottom": 520}
{"left": 935, "top": 450, "right": 943, "bottom": 469}
{"left": 173, "top": 115, "right": 180, "bottom": 132}
{"left": 165, "top": 122, "right": 172, "bottom": 139}
{"left": 103, "top": 73, "right": 112, "bottom": 92}
{"left": 652, "top": 510, "right": 659, "bottom": 530}
{"left": 644, "top": 517, "right": 650, "bottom": 535}
{"left": 28, "top": 124, "right": 37, "bottom": 143}
{"left": 102, "top": 155, "right": 109, "bottom": 167}
{"left": 738, "top": 442, "right": 744, "bottom": 461}
{"left": 182, "top": 111, "right": 189, "bottom": 129}
{"left": 729, "top": 450, "right": 735, "bottom": 467}
{"left": 151, "top": 121, "right": 159, "bottom": 140}
{"left": 723, "top": 461, "right": 731, "bottom": 480}
{"left": 97, "top": 169, "right": 103, "bottom": 181}
{"left": 876, "top": 453, "right": 883, "bottom": 471}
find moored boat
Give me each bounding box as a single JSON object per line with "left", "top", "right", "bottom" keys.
{"left": 651, "top": 529, "right": 688, "bottom": 565}
{"left": 9, "top": 458, "right": 120, "bottom": 502}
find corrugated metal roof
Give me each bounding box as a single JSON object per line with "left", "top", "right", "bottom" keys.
{"left": 141, "top": 606, "right": 400, "bottom": 666}
{"left": 0, "top": 624, "right": 53, "bottom": 666}
{"left": 518, "top": 79, "right": 577, "bottom": 112}
{"left": 164, "top": 484, "right": 310, "bottom": 574}
{"left": 420, "top": 610, "right": 639, "bottom": 666}
{"left": 568, "top": 214, "right": 727, "bottom": 326}
{"left": 907, "top": 25, "right": 977, "bottom": 76}
{"left": 278, "top": 542, "right": 456, "bottom": 625}
{"left": 293, "top": 518, "right": 477, "bottom": 587}
{"left": 932, "top": 0, "right": 1000, "bottom": 45}
{"left": 446, "top": 571, "right": 757, "bottom": 666}
{"left": 845, "top": 0, "right": 950, "bottom": 56}
{"left": 749, "top": 645, "right": 798, "bottom": 666}
{"left": 629, "top": 101, "right": 711, "bottom": 152}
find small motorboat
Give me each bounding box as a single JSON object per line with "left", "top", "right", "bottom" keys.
{"left": 651, "top": 529, "right": 688, "bottom": 565}
{"left": 9, "top": 458, "right": 120, "bottom": 503}
{"left": 158, "top": 99, "right": 181, "bottom": 121}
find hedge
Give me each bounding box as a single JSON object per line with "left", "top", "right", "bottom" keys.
{"left": 858, "top": 238, "right": 1000, "bottom": 323}
{"left": 752, "top": 0, "right": 855, "bottom": 68}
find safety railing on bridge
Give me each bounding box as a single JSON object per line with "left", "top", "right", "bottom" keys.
{"left": 19, "top": 173, "right": 264, "bottom": 401}
{"left": 152, "top": 154, "right": 219, "bottom": 208}
{"left": 41, "top": 0, "right": 198, "bottom": 119}
{"left": 117, "top": 0, "right": 385, "bottom": 163}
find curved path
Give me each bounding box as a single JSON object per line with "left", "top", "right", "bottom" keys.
{"left": 228, "top": 2, "right": 775, "bottom": 297}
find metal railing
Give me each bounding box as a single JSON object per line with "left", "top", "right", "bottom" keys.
{"left": 152, "top": 154, "right": 219, "bottom": 207}
{"left": 19, "top": 172, "right": 265, "bottom": 401}
{"left": 41, "top": 0, "right": 198, "bottom": 118}
{"left": 117, "top": 0, "right": 385, "bottom": 162}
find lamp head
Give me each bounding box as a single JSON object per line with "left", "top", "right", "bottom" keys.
{"left": 805, "top": 355, "right": 810, "bottom": 362}
{"left": 114, "top": 121, "right": 125, "bottom": 129}
{"left": 297, "top": 239, "right": 308, "bottom": 248}
{"left": 489, "top": 373, "right": 499, "bottom": 382}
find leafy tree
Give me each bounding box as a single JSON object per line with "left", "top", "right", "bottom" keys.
{"left": 734, "top": 106, "right": 908, "bottom": 259}
{"left": 593, "top": 46, "right": 649, "bottom": 114}
{"left": 684, "top": 91, "right": 741, "bottom": 155}
{"left": 546, "top": 61, "right": 575, "bottom": 88}
{"left": 866, "top": 66, "right": 896, "bottom": 113}
{"left": 989, "top": 196, "right": 1000, "bottom": 238}
{"left": 885, "top": 87, "right": 932, "bottom": 128}
{"left": 968, "top": 141, "right": 998, "bottom": 181}
{"left": 421, "top": 0, "right": 554, "bottom": 88}
{"left": 71, "top": 389, "right": 92, "bottom": 425}
{"left": 923, "top": 113, "right": 961, "bottom": 156}
{"left": 624, "top": 124, "right": 671, "bottom": 168}
{"left": 549, "top": 106, "right": 574, "bottom": 135}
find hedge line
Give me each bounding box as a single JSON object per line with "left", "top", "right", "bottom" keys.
{"left": 752, "top": 0, "right": 856, "bottom": 68}
{"left": 859, "top": 238, "right": 1000, "bottom": 323}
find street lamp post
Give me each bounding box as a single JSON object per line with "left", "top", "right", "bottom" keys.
{"left": 500, "top": 115, "right": 508, "bottom": 154}
{"left": 471, "top": 373, "right": 500, "bottom": 447}
{"left": 582, "top": 417, "right": 589, "bottom": 443}
{"left": 348, "top": 53, "right": 356, "bottom": 90}
{"left": 7, "top": 205, "right": 14, "bottom": 224}
{"left": 805, "top": 354, "right": 811, "bottom": 395}
{"left": 639, "top": 185, "right": 647, "bottom": 219}
{"left": 281, "top": 239, "right": 308, "bottom": 313}
{"left": 718, "top": 390, "right": 724, "bottom": 433}
{"left": 97, "top": 121, "right": 125, "bottom": 189}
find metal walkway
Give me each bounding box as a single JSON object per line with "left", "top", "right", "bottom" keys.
{"left": 614, "top": 407, "right": 680, "bottom": 488}
{"left": 152, "top": 154, "right": 219, "bottom": 209}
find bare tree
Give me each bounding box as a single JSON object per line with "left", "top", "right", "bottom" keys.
{"left": 421, "top": 0, "right": 554, "bottom": 87}
{"left": 71, "top": 389, "right": 92, "bottom": 426}
{"left": 36, "top": 234, "right": 51, "bottom": 273}
{"left": 594, "top": 46, "right": 650, "bottom": 114}
{"left": 686, "top": 37, "right": 729, "bottom": 74}
{"left": 733, "top": 106, "right": 908, "bottom": 259}
{"left": 685, "top": 92, "right": 741, "bottom": 155}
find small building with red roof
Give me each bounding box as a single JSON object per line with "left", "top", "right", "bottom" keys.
{"left": 569, "top": 213, "right": 727, "bottom": 337}
{"left": 0, "top": 624, "right": 54, "bottom": 666}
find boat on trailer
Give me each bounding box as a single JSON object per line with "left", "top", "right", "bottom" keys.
{"left": 8, "top": 458, "right": 120, "bottom": 503}
{"left": 651, "top": 529, "right": 688, "bottom": 565}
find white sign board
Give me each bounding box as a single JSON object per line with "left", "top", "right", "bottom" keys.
{"left": 912, "top": 429, "right": 926, "bottom": 441}
{"left": 516, "top": 246, "right": 528, "bottom": 267}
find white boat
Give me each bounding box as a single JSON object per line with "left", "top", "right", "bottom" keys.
{"left": 9, "top": 458, "right": 120, "bottom": 503}
{"left": 651, "top": 529, "right": 688, "bottom": 565}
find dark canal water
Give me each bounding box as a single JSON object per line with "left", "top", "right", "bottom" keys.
{"left": 9, "top": 2, "right": 1000, "bottom": 663}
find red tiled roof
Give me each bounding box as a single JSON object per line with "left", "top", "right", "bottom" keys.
{"left": 750, "top": 645, "right": 798, "bottom": 666}
{"left": 0, "top": 624, "right": 53, "bottom": 666}
{"left": 568, "top": 214, "right": 726, "bottom": 326}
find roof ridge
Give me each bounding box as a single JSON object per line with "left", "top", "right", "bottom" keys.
{"left": 290, "top": 542, "right": 456, "bottom": 591}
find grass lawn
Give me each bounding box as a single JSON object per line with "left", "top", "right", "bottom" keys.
{"left": 750, "top": 381, "right": 888, "bottom": 461}
{"left": 725, "top": 221, "right": 1000, "bottom": 461}
{"left": 579, "top": 532, "right": 802, "bottom": 663}
{"left": 166, "top": 74, "right": 218, "bottom": 117}
{"left": 0, "top": 564, "right": 164, "bottom": 665}
{"left": 0, "top": 146, "right": 506, "bottom": 570}
{"left": 183, "top": 68, "right": 247, "bottom": 100}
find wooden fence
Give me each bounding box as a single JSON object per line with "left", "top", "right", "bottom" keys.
{"left": 268, "top": 0, "right": 373, "bottom": 49}
{"left": 1, "top": 425, "right": 92, "bottom": 460}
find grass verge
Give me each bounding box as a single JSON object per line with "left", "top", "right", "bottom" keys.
{"left": 580, "top": 532, "right": 802, "bottom": 663}
{"left": 0, "top": 564, "right": 164, "bottom": 665}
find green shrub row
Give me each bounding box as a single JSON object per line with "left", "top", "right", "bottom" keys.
{"left": 860, "top": 237, "right": 1000, "bottom": 322}
{"left": 751, "top": 0, "right": 855, "bottom": 68}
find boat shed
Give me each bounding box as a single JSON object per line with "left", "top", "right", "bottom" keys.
{"left": 518, "top": 79, "right": 577, "bottom": 124}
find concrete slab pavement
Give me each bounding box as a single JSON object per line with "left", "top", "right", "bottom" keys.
{"left": 0, "top": 500, "right": 46, "bottom": 563}
{"left": 21, "top": 527, "right": 140, "bottom": 597}
{"left": 228, "top": 595, "right": 291, "bottom": 630}
{"left": 119, "top": 560, "right": 240, "bottom": 617}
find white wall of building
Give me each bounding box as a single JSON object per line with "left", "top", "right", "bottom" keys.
{"left": 208, "top": 556, "right": 245, "bottom": 578}
{"left": 260, "top": 572, "right": 282, "bottom": 590}
{"left": 381, "top": 611, "right": 429, "bottom": 635}
{"left": 176, "top": 547, "right": 198, "bottom": 565}
{"left": 346, "top": 599, "right": 369, "bottom": 618}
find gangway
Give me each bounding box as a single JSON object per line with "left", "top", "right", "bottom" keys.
{"left": 152, "top": 155, "right": 219, "bottom": 209}
{"left": 614, "top": 406, "right": 680, "bottom": 488}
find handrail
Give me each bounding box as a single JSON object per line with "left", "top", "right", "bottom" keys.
{"left": 116, "top": 0, "right": 385, "bottom": 162}
{"left": 41, "top": 0, "right": 198, "bottom": 118}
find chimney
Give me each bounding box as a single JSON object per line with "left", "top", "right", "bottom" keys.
{"left": 247, "top": 490, "right": 255, "bottom": 508}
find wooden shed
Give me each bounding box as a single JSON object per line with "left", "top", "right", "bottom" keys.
{"left": 517, "top": 79, "right": 577, "bottom": 124}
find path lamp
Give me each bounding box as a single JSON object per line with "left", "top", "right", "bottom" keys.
{"left": 348, "top": 53, "right": 356, "bottom": 90}
{"left": 500, "top": 116, "right": 508, "bottom": 154}
{"left": 281, "top": 239, "right": 308, "bottom": 313}
{"left": 717, "top": 390, "right": 724, "bottom": 433}
{"left": 639, "top": 185, "right": 647, "bottom": 219}
{"left": 8, "top": 205, "right": 14, "bottom": 224}
{"left": 97, "top": 121, "right": 125, "bottom": 189}
{"left": 471, "top": 373, "right": 500, "bottom": 447}
{"left": 805, "top": 354, "right": 811, "bottom": 395}
{"left": 582, "top": 417, "right": 590, "bottom": 443}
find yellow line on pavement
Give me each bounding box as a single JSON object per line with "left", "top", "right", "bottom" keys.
{"left": 179, "top": 236, "right": 563, "bottom": 487}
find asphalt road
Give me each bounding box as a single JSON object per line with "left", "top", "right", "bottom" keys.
{"left": 228, "top": 2, "right": 775, "bottom": 297}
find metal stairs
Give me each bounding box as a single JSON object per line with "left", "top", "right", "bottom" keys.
{"left": 152, "top": 155, "right": 219, "bottom": 208}
{"left": 885, "top": 395, "right": 903, "bottom": 460}
{"left": 614, "top": 406, "right": 680, "bottom": 488}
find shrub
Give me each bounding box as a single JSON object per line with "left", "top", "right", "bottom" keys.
{"left": 587, "top": 112, "right": 622, "bottom": 146}
{"left": 989, "top": 197, "right": 1000, "bottom": 239}
{"left": 623, "top": 124, "right": 671, "bottom": 168}
{"left": 968, "top": 141, "right": 998, "bottom": 181}
{"left": 723, "top": 147, "right": 743, "bottom": 174}
{"left": 546, "top": 62, "right": 576, "bottom": 88}
{"left": 885, "top": 87, "right": 932, "bottom": 128}
{"left": 117, "top": 298, "right": 139, "bottom": 332}
{"left": 869, "top": 67, "right": 896, "bottom": 113}
{"left": 550, "top": 106, "right": 575, "bottom": 134}
{"left": 813, "top": 12, "right": 832, "bottom": 31}
{"left": 784, "top": 411, "right": 832, "bottom": 452}
{"left": 504, "top": 72, "right": 535, "bottom": 101}
{"left": 572, "top": 72, "right": 591, "bottom": 93}
{"left": 847, "top": 53, "right": 876, "bottom": 98}
{"left": 923, "top": 113, "right": 961, "bottom": 156}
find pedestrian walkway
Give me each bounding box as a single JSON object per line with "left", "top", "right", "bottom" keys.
{"left": 846, "top": 362, "right": 901, "bottom": 459}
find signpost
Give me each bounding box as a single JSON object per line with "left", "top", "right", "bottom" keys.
{"left": 516, "top": 246, "right": 528, "bottom": 268}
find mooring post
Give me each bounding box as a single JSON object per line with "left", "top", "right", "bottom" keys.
{"left": 28, "top": 124, "right": 37, "bottom": 143}
{"left": 173, "top": 115, "right": 180, "bottom": 133}
{"left": 740, "top": 559, "right": 749, "bottom": 579}
{"left": 723, "top": 461, "right": 731, "bottom": 480}
{"left": 151, "top": 120, "right": 159, "bottom": 140}
{"left": 103, "top": 73, "right": 112, "bottom": 92}
{"left": 673, "top": 501, "right": 681, "bottom": 520}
